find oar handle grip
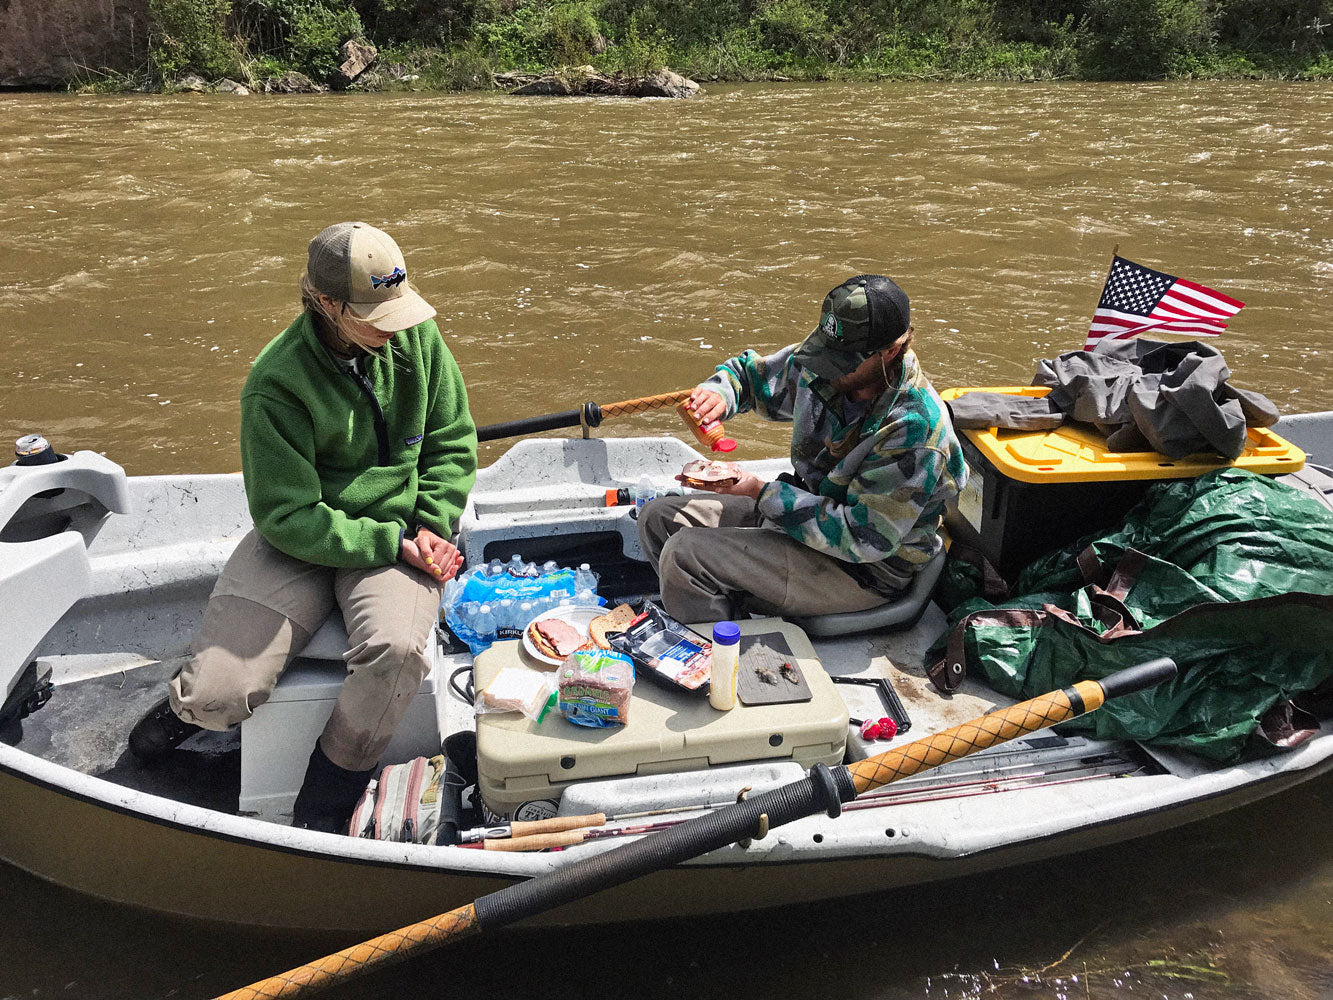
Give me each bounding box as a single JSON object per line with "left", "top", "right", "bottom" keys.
{"left": 847, "top": 656, "right": 1177, "bottom": 796}
{"left": 599, "top": 389, "right": 693, "bottom": 418}
{"left": 1096, "top": 657, "right": 1177, "bottom": 701}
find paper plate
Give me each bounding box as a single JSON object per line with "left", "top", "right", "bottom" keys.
{"left": 521, "top": 604, "right": 605, "bottom": 666}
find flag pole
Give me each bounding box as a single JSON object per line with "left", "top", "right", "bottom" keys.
{"left": 1081, "top": 244, "right": 1121, "bottom": 351}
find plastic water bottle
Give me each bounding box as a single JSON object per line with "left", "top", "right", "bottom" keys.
{"left": 635, "top": 476, "right": 657, "bottom": 514}
{"left": 541, "top": 560, "right": 559, "bottom": 575}
{"left": 575, "top": 563, "right": 598, "bottom": 593}
{"left": 457, "top": 600, "right": 480, "bottom": 634}
{"left": 486, "top": 558, "right": 504, "bottom": 577}
{"left": 474, "top": 604, "right": 497, "bottom": 639}
{"left": 495, "top": 598, "right": 516, "bottom": 631}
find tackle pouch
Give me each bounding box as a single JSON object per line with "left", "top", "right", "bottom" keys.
{"left": 349, "top": 755, "right": 447, "bottom": 843}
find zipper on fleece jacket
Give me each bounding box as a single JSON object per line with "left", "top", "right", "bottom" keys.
{"left": 341, "top": 360, "right": 391, "bottom": 466}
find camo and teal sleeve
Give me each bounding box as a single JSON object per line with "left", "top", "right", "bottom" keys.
{"left": 754, "top": 410, "right": 956, "bottom": 565}
{"left": 698, "top": 345, "right": 799, "bottom": 422}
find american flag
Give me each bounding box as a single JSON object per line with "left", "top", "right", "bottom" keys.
{"left": 1085, "top": 255, "right": 1245, "bottom": 351}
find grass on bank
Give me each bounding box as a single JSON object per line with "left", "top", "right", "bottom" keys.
{"left": 66, "top": 0, "right": 1333, "bottom": 93}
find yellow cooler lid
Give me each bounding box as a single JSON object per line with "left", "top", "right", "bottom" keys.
{"left": 941, "top": 386, "right": 1306, "bottom": 484}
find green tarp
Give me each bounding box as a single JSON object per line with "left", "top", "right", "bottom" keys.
{"left": 934, "top": 469, "right": 1333, "bottom": 762}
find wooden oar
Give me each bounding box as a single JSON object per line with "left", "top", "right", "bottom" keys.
{"left": 216, "top": 657, "right": 1177, "bottom": 1000}
{"left": 476, "top": 389, "right": 692, "bottom": 443}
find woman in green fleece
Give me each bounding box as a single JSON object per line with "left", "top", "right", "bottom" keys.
{"left": 129, "top": 222, "right": 478, "bottom": 832}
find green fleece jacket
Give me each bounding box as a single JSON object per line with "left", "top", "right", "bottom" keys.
{"left": 239, "top": 312, "right": 477, "bottom": 568}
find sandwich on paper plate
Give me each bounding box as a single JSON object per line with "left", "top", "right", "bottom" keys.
{"left": 680, "top": 459, "right": 740, "bottom": 489}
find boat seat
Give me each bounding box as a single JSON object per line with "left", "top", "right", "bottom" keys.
{"left": 0, "top": 451, "right": 131, "bottom": 701}
{"left": 788, "top": 547, "right": 946, "bottom": 637}
{"left": 237, "top": 608, "right": 442, "bottom": 821}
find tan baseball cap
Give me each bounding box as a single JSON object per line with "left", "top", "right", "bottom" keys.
{"left": 306, "top": 222, "right": 436, "bottom": 333}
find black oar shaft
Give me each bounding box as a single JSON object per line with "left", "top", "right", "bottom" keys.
{"left": 474, "top": 387, "right": 696, "bottom": 443}
{"left": 476, "top": 407, "right": 589, "bottom": 443}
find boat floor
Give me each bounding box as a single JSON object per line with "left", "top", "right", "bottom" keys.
{"left": 16, "top": 656, "right": 241, "bottom": 815}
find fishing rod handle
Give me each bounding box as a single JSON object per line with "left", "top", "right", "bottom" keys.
{"left": 846, "top": 658, "right": 1177, "bottom": 796}
{"left": 599, "top": 389, "right": 692, "bottom": 418}
{"left": 461, "top": 812, "right": 607, "bottom": 843}
{"left": 484, "top": 830, "right": 587, "bottom": 852}
{"left": 215, "top": 905, "right": 481, "bottom": 1000}
{"left": 510, "top": 812, "right": 605, "bottom": 838}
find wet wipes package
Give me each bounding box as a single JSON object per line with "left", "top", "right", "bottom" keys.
{"left": 609, "top": 601, "right": 712, "bottom": 693}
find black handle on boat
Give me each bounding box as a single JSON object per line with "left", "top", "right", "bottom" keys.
{"left": 218, "top": 656, "right": 1180, "bottom": 999}
{"left": 476, "top": 405, "right": 595, "bottom": 443}
{"left": 1096, "top": 657, "right": 1177, "bottom": 700}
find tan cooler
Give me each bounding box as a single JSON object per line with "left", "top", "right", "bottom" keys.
{"left": 473, "top": 618, "right": 847, "bottom": 820}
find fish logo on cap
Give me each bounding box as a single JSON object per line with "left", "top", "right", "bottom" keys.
{"left": 370, "top": 266, "right": 406, "bottom": 290}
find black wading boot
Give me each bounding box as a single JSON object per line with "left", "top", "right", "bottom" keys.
{"left": 291, "top": 742, "right": 376, "bottom": 834}
{"left": 128, "top": 697, "right": 203, "bottom": 762}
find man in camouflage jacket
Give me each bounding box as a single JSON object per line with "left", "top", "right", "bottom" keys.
{"left": 638, "top": 275, "right": 967, "bottom": 623}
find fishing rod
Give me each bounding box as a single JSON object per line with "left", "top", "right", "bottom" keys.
{"left": 462, "top": 756, "right": 1144, "bottom": 852}
{"left": 458, "top": 801, "right": 736, "bottom": 844}
{"left": 217, "top": 656, "right": 1177, "bottom": 1000}
{"left": 460, "top": 749, "right": 1137, "bottom": 846}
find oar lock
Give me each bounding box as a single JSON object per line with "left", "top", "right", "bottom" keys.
{"left": 734, "top": 786, "right": 769, "bottom": 849}
{"left": 579, "top": 401, "right": 604, "bottom": 433}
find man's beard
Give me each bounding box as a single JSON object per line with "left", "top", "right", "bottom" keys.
{"left": 830, "top": 358, "right": 884, "bottom": 396}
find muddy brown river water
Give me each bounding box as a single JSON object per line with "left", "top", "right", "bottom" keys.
{"left": 1, "top": 81, "right": 1331, "bottom": 998}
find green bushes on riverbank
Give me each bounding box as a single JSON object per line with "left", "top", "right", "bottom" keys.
{"left": 85, "top": 0, "right": 1333, "bottom": 91}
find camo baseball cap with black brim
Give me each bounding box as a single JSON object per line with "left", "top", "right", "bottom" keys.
{"left": 307, "top": 221, "right": 436, "bottom": 333}
{"left": 792, "top": 275, "right": 910, "bottom": 381}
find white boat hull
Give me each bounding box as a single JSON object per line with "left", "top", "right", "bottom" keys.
{"left": 0, "top": 418, "right": 1330, "bottom": 932}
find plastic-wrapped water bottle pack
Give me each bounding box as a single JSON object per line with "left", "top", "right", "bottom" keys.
{"left": 441, "top": 557, "right": 603, "bottom": 656}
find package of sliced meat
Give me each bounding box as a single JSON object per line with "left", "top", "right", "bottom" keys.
{"left": 556, "top": 648, "right": 634, "bottom": 728}
{"left": 609, "top": 601, "right": 713, "bottom": 694}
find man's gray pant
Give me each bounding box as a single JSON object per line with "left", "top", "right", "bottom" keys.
{"left": 637, "top": 494, "right": 890, "bottom": 624}
{"left": 169, "top": 530, "right": 441, "bottom": 772}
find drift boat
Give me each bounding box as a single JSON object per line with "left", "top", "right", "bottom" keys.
{"left": 1, "top": 410, "right": 1331, "bottom": 934}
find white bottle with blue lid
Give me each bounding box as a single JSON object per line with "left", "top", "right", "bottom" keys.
{"left": 708, "top": 620, "right": 742, "bottom": 711}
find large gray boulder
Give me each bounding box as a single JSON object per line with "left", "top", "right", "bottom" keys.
{"left": 511, "top": 75, "right": 575, "bottom": 96}
{"left": 263, "top": 71, "right": 324, "bottom": 94}
{"left": 509, "top": 65, "right": 701, "bottom": 99}
{"left": 331, "top": 38, "right": 376, "bottom": 89}
{"left": 636, "top": 68, "right": 700, "bottom": 99}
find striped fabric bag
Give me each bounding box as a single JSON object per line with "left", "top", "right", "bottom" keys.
{"left": 348, "top": 755, "right": 446, "bottom": 843}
